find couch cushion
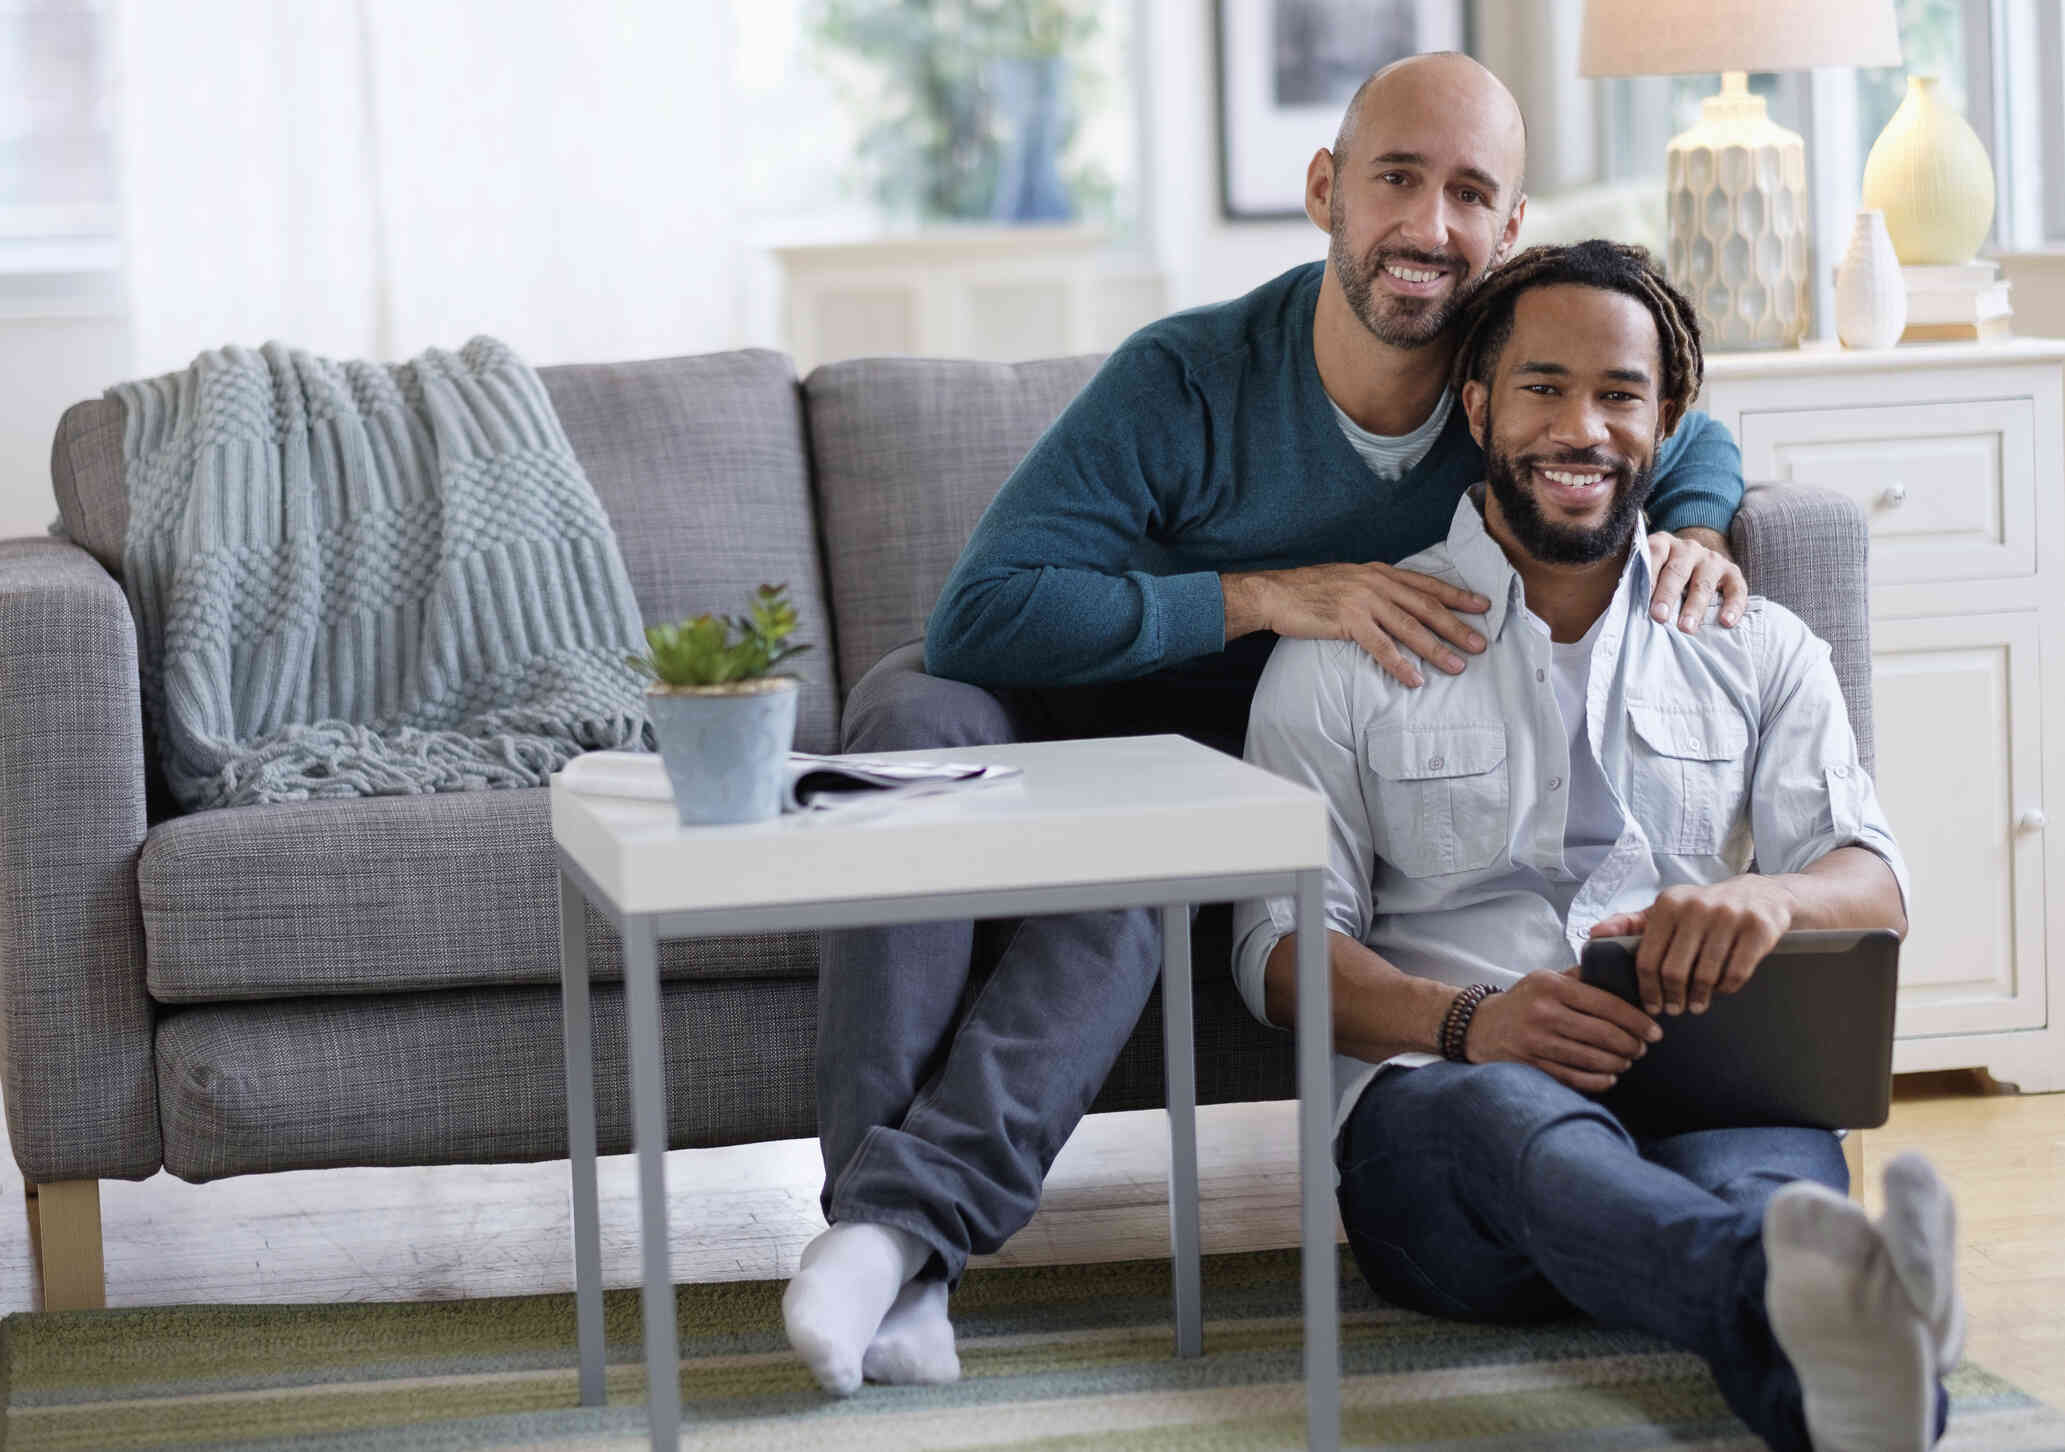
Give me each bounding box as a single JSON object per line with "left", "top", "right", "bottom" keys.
{"left": 540, "top": 350, "right": 838, "bottom": 752}
{"left": 49, "top": 398, "right": 127, "bottom": 575}
{"left": 155, "top": 980, "right": 820, "bottom": 1179}
{"left": 804, "top": 355, "right": 1104, "bottom": 692}
{"left": 151, "top": 949, "right": 1293, "bottom": 1179}
{"left": 139, "top": 789, "right": 815, "bottom": 1002}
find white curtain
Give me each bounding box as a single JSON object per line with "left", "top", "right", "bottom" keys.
{"left": 116, "top": 0, "right": 738, "bottom": 377}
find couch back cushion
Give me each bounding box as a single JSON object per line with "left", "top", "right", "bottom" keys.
{"left": 804, "top": 354, "right": 1103, "bottom": 692}
{"left": 50, "top": 347, "right": 839, "bottom": 755}
{"left": 540, "top": 350, "right": 838, "bottom": 752}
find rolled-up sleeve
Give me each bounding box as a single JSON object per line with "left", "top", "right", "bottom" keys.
{"left": 1744, "top": 603, "right": 1911, "bottom": 914}
{"left": 1233, "top": 639, "right": 1378, "bottom": 1028}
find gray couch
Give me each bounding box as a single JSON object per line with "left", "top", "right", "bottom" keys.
{"left": 2, "top": 347, "right": 1874, "bottom": 1308}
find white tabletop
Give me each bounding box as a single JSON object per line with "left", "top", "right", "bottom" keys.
{"left": 550, "top": 734, "right": 1328, "bottom": 916}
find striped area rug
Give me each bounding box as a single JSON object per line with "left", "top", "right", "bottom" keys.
{"left": 4, "top": 1250, "right": 2060, "bottom": 1450}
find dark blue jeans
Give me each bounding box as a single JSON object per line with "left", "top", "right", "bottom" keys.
{"left": 1336, "top": 1059, "right": 1915, "bottom": 1452}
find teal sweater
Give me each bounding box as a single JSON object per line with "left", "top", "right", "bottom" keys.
{"left": 926, "top": 262, "right": 1743, "bottom": 689}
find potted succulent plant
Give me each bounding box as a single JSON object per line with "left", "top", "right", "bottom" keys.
{"left": 627, "top": 584, "right": 811, "bottom": 825}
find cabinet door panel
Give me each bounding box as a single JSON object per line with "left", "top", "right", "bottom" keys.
{"left": 1737, "top": 399, "right": 2035, "bottom": 586}
{"left": 1869, "top": 613, "right": 2046, "bottom": 1037}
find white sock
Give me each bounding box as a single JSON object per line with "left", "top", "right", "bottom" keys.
{"left": 1878, "top": 1151, "right": 1964, "bottom": 1371}
{"left": 862, "top": 1276, "right": 961, "bottom": 1385}
{"left": 782, "top": 1221, "right": 931, "bottom": 1396}
{"left": 1765, "top": 1180, "right": 1935, "bottom": 1452}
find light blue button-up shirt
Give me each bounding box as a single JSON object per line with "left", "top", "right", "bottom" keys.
{"left": 1233, "top": 493, "right": 1911, "bottom": 1131}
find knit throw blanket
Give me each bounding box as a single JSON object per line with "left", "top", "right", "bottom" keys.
{"left": 113, "top": 337, "right": 650, "bottom": 811}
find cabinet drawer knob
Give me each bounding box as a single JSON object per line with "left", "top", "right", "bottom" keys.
{"left": 1879, "top": 483, "right": 1908, "bottom": 508}
{"left": 2018, "top": 808, "right": 2048, "bottom": 833}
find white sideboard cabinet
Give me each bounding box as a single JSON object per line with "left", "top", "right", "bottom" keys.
{"left": 1700, "top": 339, "right": 2065, "bottom": 1091}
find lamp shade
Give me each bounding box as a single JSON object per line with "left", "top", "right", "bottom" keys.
{"left": 1580, "top": 0, "right": 1902, "bottom": 76}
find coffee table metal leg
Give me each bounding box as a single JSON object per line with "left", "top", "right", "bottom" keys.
{"left": 559, "top": 873, "right": 606, "bottom": 1407}
{"left": 622, "top": 915, "right": 682, "bottom": 1449}
{"left": 1295, "top": 870, "right": 1340, "bottom": 1451}
{"left": 1161, "top": 902, "right": 1203, "bottom": 1358}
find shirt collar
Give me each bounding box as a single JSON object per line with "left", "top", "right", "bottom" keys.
{"left": 1443, "top": 489, "right": 1654, "bottom": 644}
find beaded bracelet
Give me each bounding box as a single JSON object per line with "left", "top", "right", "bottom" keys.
{"left": 1439, "top": 983, "right": 1501, "bottom": 1062}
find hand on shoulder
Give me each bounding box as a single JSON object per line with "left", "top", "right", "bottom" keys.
{"left": 1644, "top": 528, "right": 1746, "bottom": 634}
{"left": 1224, "top": 562, "right": 1488, "bottom": 688}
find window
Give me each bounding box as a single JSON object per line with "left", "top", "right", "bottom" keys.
{"left": 2043, "top": 0, "right": 2065, "bottom": 243}
{"left": 0, "top": 0, "right": 117, "bottom": 276}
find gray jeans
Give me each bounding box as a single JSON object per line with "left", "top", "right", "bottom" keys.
{"left": 816, "top": 637, "right": 1268, "bottom": 1283}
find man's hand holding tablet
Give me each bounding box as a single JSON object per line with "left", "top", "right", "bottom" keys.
{"left": 1587, "top": 877, "right": 1797, "bottom": 1017}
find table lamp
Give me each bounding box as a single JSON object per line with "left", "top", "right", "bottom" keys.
{"left": 1580, "top": 0, "right": 1902, "bottom": 350}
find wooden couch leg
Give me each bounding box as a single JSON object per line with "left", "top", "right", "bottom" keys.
{"left": 34, "top": 1179, "right": 105, "bottom": 1309}
{"left": 1843, "top": 1131, "right": 1866, "bottom": 1204}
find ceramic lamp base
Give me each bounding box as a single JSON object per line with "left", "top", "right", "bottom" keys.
{"left": 1665, "top": 74, "right": 1810, "bottom": 351}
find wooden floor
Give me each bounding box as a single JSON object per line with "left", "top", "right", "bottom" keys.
{"left": 5, "top": 1071, "right": 2062, "bottom": 1408}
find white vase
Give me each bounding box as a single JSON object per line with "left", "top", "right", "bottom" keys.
{"left": 1834, "top": 210, "right": 1907, "bottom": 350}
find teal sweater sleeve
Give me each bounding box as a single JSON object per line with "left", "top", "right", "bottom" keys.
{"left": 1645, "top": 410, "right": 1743, "bottom": 537}
{"left": 925, "top": 342, "right": 1228, "bottom": 689}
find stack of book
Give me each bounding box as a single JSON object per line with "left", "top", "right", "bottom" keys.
{"left": 1901, "top": 261, "right": 2014, "bottom": 342}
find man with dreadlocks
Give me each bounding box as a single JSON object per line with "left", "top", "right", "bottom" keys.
{"left": 786, "top": 53, "right": 1751, "bottom": 1398}
{"left": 1234, "top": 239, "right": 1958, "bottom": 1452}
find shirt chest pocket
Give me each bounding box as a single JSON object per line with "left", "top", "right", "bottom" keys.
{"left": 1362, "top": 724, "right": 1509, "bottom": 878}
{"left": 1627, "top": 703, "right": 1750, "bottom": 854}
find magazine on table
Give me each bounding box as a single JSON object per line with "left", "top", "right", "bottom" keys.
{"left": 557, "top": 749, "right": 1021, "bottom": 818}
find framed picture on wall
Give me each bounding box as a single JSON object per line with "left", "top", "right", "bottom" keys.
{"left": 1215, "top": 0, "right": 1469, "bottom": 220}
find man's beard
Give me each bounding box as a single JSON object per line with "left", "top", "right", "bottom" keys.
{"left": 1483, "top": 412, "right": 1654, "bottom": 566}
{"left": 1329, "top": 198, "right": 1493, "bottom": 349}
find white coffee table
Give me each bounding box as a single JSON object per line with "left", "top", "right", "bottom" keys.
{"left": 550, "top": 734, "right": 1339, "bottom": 1450}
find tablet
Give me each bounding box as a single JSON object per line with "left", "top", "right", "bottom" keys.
{"left": 1578, "top": 928, "right": 1901, "bottom": 1132}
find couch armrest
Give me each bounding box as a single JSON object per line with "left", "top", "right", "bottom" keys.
{"left": 0, "top": 537, "right": 160, "bottom": 1181}
{"left": 1729, "top": 483, "right": 1875, "bottom": 777}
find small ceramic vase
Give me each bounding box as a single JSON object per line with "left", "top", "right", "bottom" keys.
{"left": 1834, "top": 210, "right": 1908, "bottom": 350}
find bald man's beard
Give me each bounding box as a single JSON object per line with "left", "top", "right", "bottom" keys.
{"left": 1329, "top": 198, "right": 1501, "bottom": 350}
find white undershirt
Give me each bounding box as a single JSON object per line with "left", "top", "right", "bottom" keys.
{"left": 1327, "top": 389, "right": 1452, "bottom": 480}
{"left": 1540, "top": 614, "right": 1622, "bottom": 921}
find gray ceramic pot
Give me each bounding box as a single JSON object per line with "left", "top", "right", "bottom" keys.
{"left": 646, "top": 677, "right": 800, "bottom": 825}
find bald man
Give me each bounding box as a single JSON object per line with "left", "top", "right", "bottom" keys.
{"left": 784, "top": 54, "right": 1749, "bottom": 1396}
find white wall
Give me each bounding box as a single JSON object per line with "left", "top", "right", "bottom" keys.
{"left": 1139, "top": 1, "right": 1328, "bottom": 313}
{"left": 0, "top": 309, "right": 132, "bottom": 542}
{"left": 118, "top": 2, "right": 738, "bottom": 378}
{"left": 1470, "top": 2, "right": 1597, "bottom": 194}
{"left": 2000, "top": 250, "right": 2065, "bottom": 337}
